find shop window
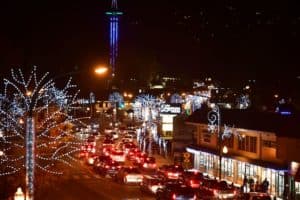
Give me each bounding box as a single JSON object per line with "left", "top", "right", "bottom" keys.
{"left": 262, "top": 140, "right": 277, "bottom": 148}
{"left": 199, "top": 152, "right": 205, "bottom": 165}
{"left": 237, "top": 162, "right": 258, "bottom": 179}
{"left": 202, "top": 130, "right": 211, "bottom": 143}
{"left": 222, "top": 135, "right": 233, "bottom": 148}
{"left": 238, "top": 161, "right": 245, "bottom": 179}
{"left": 222, "top": 158, "right": 233, "bottom": 177}
{"left": 238, "top": 136, "right": 257, "bottom": 153}
{"left": 296, "top": 181, "right": 300, "bottom": 196}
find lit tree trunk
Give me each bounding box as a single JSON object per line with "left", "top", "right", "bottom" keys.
{"left": 143, "top": 138, "right": 147, "bottom": 153}
{"left": 159, "top": 138, "right": 163, "bottom": 155}
{"left": 148, "top": 134, "right": 152, "bottom": 156}
{"left": 26, "top": 117, "right": 35, "bottom": 200}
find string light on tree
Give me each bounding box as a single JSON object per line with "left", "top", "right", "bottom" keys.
{"left": 0, "top": 66, "right": 87, "bottom": 199}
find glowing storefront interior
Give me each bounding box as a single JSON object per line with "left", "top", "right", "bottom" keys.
{"left": 187, "top": 147, "right": 286, "bottom": 198}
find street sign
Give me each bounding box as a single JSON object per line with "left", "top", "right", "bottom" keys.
{"left": 183, "top": 152, "right": 191, "bottom": 163}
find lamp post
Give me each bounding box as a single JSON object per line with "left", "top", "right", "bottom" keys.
{"left": 208, "top": 104, "right": 223, "bottom": 180}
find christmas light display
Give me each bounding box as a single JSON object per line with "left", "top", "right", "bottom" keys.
{"left": 134, "top": 94, "right": 163, "bottom": 120}
{"left": 237, "top": 94, "right": 251, "bottom": 109}
{"left": 133, "top": 94, "right": 164, "bottom": 155}
{"left": 207, "top": 104, "right": 239, "bottom": 139}
{"left": 0, "top": 66, "right": 86, "bottom": 199}
{"left": 108, "top": 92, "right": 124, "bottom": 107}
{"left": 185, "top": 94, "right": 205, "bottom": 112}
{"left": 170, "top": 93, "right": 183, "bottom": 104}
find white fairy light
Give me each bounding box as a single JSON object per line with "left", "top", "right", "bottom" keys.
{"left": 0, "top": 67, "right": 85, "bottom": 199}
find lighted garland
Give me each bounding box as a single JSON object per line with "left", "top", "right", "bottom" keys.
{"left": 0, "top": 66, "right": 85, "bottom": 179}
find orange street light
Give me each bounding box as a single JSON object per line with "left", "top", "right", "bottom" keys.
{"left": 94, "top": 66, "right": 108, "bottom": 75}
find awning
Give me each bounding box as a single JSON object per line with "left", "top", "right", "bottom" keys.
{"left": 187, "top": 144, "right": 288, "bottom": 171}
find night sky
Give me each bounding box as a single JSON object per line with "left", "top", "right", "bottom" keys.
{"left": 0, "top": 0, "right": 299, "bottom": 92}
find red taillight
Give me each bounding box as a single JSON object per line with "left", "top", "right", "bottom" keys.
{"left": 117, "top": 165, "right": 121, "bottom": 168}
{"left": 172, "top": 193, "right": 176, "bottom": 200}
{"left": 143, "top": 163, "right": 147, "bottom": 168}
{"left": 153, "top": 163, "right": 157, "bottom": 168}
{"left": 105, "top": 165, "right": 109, "bottom": 169}
{"left": 190, "top": 180, "right": 194, "bottom": 185}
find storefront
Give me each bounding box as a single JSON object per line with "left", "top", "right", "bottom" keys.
{"left": 296, "top": 181, "right": 300, "bottom": 199}
{"left": 187, "top": 146, "right": 287, "bottom": 198}
{"left": 291, "top": 162, "right": 300, "bottom": 199}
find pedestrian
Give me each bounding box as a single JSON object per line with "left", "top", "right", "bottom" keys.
{"left": 255, "top": 180, "right": 261, "bottom": 192}
{"left": 249, "top": 178, "right": 255, "bottom": 192}
{"left": 283, "top": 184, "right": 289, "bottom": 200}
{"left": 243, "top": 175, "right": 248, "bottom": 193}
{"left": 262, "top": 178, "right": 269, "bottom": 193}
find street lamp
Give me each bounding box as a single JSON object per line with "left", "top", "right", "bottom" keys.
{"left": 94, "top": 66, "right": 109, "bottom": 75}
{"left": 222, "top": 145, "right": 228, "bottom": 154}
{"left": 207, "top": 104, "right": 223, "bottom": 180}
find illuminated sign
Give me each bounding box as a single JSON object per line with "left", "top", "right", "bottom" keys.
{"left": 162, "top": 115, "right": 175, "bottom": 123}
{"left": 160, "top": 104, "right": 181, "bottom": 114}
{"left": 162, "top": 124, "right": 173, "bottom": 131}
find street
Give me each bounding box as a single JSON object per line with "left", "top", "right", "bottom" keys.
{"left": 35, "top": 160, "right": 155, "bottom": 200}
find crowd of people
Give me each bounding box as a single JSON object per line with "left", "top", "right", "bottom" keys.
{"left": 242, "top": 176, "right": 269, "bottom": 193}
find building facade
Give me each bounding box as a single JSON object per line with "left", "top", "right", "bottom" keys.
{"left": 183, "top": 108, "right": 300, "bottom": 199}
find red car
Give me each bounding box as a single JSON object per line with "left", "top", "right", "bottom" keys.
{"left": 142, "top": 156, "right": 157, "bottom": 169}
{"left": 158, "top": 164, "right": 184, "bottom": 180}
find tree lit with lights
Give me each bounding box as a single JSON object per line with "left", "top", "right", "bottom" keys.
{"left": 0, "top": 67, "right": 85, "bottom": 199}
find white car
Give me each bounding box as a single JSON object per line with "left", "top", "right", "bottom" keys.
{"left": 115, "top": 167, "right": 143, "bottom": 184}
{"left": 110, "top": 150, "right": 125, "bottom": 163}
